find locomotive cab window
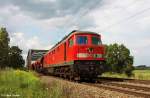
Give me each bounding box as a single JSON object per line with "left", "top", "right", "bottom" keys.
{"left": 76, "top": 36, "right": 87, "bottom": 45}
{"left": 92, "top": 36, "right": 102, "bottom": 45}
{"left": 69, "top": 38, "right": 73, "bottom": 47}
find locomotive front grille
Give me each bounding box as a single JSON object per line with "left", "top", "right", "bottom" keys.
{"left": 73, "top": 60, "right": 105, "bottom": 78}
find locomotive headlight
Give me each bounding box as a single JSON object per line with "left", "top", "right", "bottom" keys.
{"left": 94, "top": 54, "right": 102, "bottom": 58}
{"left": 77, "top": 53, "right": 88, "bottom": 58}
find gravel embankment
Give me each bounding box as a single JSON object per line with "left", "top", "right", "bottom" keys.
{"left": 40, "top": 76, "right": 141, "bottom": 98}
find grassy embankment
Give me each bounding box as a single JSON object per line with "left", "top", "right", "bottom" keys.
{"left": 102, "top": 70, "right": 150, "bottom": 80}
{"left": 1, "top": 69, "right": 149, "bottom": 98}
{"left": 0, "top": 69, "right": 70, "bottom": 98}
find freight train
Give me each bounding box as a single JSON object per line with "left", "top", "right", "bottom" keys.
{"left": 27, "top": 30, "right": 106, "bottom": 81}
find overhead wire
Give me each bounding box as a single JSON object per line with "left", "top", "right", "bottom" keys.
{"left": 70, "top": 0, "right": 150, "bottom": 33}
{"left": 101, "top": 6, "right": 150, "bottom": 32}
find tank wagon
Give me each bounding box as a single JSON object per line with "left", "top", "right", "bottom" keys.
{"left": 28, "top": 30, "right": 106, "bottom": 81}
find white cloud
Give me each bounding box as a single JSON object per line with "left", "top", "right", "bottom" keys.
{"left": 26, "top": 36, "right": 41, "bottom": 49}
{"left": 1, "top": 0, "right": 150, "bottom": 66}
{"left": 33, "top": 0, "right": 56, "bottom": 3}
{"left": 10, "top": 32, "right": 52, "bottom": 61}
{"left": 10, "top": 32, "right": 45, "bottom": 49}
{"left": 36, "top": 15, "right": 73, "bottom": 31}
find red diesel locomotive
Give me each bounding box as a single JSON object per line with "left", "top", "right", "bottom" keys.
{"left": 29, "top": 30, "right": 105, "bottom": 81}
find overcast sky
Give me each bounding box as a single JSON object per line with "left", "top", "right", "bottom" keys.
{"left": 0, "top": 0, "right": 150, "bottom": 66}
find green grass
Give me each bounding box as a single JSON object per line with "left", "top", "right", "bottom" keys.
{"left": 132, "top": 70, "right": 150, "bottom": 80}
{"left": 101, "top": 72, "right": 129, "bottom": 79}
{"left": 0, "top": 69, "right": 64, "bottom": 98}
{"left": 2, "top": 69, "right": 149, "bottom": 98}
{"left": 102, "top": 70, "right": 150, "bottom": 80}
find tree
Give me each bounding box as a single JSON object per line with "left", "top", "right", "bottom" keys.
{"left": 0, "top": 27, "right": 25, "bottom": 69}
{"left": 8, "top": 46, "right": 25, "bottom": 68}
{"left": 0, "top": 27, "right": 10, "bottom": 68}
{"left": 105, "top": 43, "right": 134, "bottom": 76}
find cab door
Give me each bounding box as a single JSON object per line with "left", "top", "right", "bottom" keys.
{"left": 64, "top": 42, "right": 66, "bottom": 61}
{"left": 67, "top": 36, "right": 74, "bottom": 61}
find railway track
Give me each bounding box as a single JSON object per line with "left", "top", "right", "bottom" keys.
{"left": 98, "top": 77, "right": 150, "bottom": 85}
{"left": 87, "top": 83, "right": 150, "bottom": 98}
{"left": 82, "top": 77, "right": 150, "bottom": 98}
{"left": 39, "top": 73, "right": 150, "bottom": 97}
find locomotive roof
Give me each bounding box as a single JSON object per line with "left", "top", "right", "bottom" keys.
{"left": 60, "top": 30, "right": 98, "bottom": 43}
{"left": 49, "top": 30, "right": 99, "bottom": 52}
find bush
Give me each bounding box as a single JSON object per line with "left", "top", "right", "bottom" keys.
{"left": 124, "top": 66, "right": 134, "bottom": 77}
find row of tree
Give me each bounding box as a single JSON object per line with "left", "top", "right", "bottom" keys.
{"left": 104, "top": 44, "right": 134, "bottom": 76}
{"left": 0, "top": 27, "right": 25, "bottom": 69}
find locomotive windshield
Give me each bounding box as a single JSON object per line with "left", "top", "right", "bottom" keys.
{"left": 92, "top": 36, "right": 102, "bottom": 45}
{"left": 76, "top": 36, "right": 87, "bottom": 45}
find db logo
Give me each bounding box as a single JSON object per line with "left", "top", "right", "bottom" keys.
{"left": 88, "top": 54, "right": 93, "bottom": 57}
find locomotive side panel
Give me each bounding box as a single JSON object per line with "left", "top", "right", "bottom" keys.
{"left": 42, "top": 34, "right": 75, "bottom": 67}
{"left": 55, "top": 43, "right": 66, "bottom": 64}
{"left": 43, "top": 42, "right": 66, "bottom": 67}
